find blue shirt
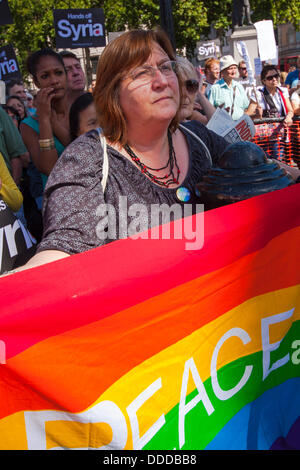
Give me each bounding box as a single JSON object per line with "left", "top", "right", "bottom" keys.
{"left": 285, "top": 69, "right": 299, "bottom": 87}
{"left": 208, "top": 78, "right": 249, "bottom": 120}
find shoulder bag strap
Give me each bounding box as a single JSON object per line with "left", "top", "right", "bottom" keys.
{"left": 179, "top": 123, "right": 212, "bottom": 166}
{"left": 96, "top": 127, "right": 109, "bottom": 193}
{"left": 262, "top": 86, "right": 279, "bottom": 116}
{"left": 277, "top": 87, "right": 288, "bottom": 116}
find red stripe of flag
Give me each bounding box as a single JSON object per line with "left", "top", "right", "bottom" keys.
{"left": 0, "top": 184, "right": 299, "bottom": 359}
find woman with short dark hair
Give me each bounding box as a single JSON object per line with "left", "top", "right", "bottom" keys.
{"left": 249, "top": 65, "right": 293, "bottom": 124}
{"left": 69, "top": 92, "right": 99, "bottom": 141}
{"left": 6, "top": 95, "right": 27, "bottom": 121}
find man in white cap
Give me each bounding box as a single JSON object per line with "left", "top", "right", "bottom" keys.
{"left": 208, "top": 55, "right": 250, "bottom": 120}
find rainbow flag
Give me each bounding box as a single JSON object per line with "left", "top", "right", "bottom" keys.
{"left": 0, "top": 184, "right": 299, "bottom": 450}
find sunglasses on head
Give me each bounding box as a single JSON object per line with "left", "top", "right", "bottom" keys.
{"left": 265, "top": 73, "right": 279, "bottom": 81}
{"left": 185, "top": 79, "right": 199, "bottom": 93}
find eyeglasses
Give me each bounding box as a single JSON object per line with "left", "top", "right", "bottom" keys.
{"left": 265, "top": 73, "right": 279, "bottom": 81}
{"left": 128, "top": 60, "right": 177, "bottom": 83}
{"left": 239, "top": 67, "right": 247, "bottom": 71}
{"left": 185, "top": 79, "right": 199, "bottom": 93}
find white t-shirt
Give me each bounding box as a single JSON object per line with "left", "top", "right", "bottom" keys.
{"left": 291, "top": 90, "right": 300, "bottom": 108}
{"left": 250, "top": 86, "right": 289, "bottom": 116}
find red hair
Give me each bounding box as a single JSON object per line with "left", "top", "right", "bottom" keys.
{"left": 204, "top": 58, "right": 220, "bottom": 73}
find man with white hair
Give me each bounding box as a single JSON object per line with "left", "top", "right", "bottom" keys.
{"left": 208, "top": 55, "right": 250, "bottom": 120}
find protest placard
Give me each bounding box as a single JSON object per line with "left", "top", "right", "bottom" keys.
{"left": 0, "top": 198, "right": 36, "bottom": 275}
{"left": 0, "top": 81, "right": 5, "bottom": 104}
{"left": 53, "top": 8, "right": 106, "bottom": 49}
{"left": 207, "top": 108, "right": 255, "bottom": 143}
{"left": 254, "top": 57, "right": 262, "bottom": 77}
{"left": 0, "top": 0, "right": 13, "bottom": 26}
{"left": 254, "top": 20, "right": 277, "bottom": 62}
{"left": 236, "top": 41, "right": 255, "bottom": 85}
{"left": 0, "top": 44, "right": 22, "bottom": 83}
{"left": 196, "top": 40, "right": 220, "bottom": 62}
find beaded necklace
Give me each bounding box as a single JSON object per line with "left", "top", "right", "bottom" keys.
{"left": 124, "top": 130, "right": 180, "bottom": 187}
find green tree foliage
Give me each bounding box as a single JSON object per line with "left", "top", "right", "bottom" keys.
{"left": 0, "top": 0, "right": 209, "bottom": 75}
{"left": 101, "top": 0, "right": 160, "bottom": 31}
{"left": 95, "top": 0, "right": 209, "bottom": 55}
{"left": 172, "top": 0, "right": 208, "bottom": 55}
{"left": 0, "top": 0, "right": 299, "bottom": 78}
{"left": 204, "top": 0, "right": 299, "bottom": 39}
{"left": 0, "top": 0, "right": 90, "bottom": 76}
{"left": 268, "top": 0, "right": 300, "bottom": 26}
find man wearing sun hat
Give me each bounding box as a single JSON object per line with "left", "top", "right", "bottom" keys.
{"left": 208, "top": 55, "right": 250, "bottom": 120}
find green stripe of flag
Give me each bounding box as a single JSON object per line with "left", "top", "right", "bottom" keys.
{"left": 144, "top": 319, "right": 300, "bottom": 450}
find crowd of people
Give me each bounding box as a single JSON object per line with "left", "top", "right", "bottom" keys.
{"left": 202, "top": 53, "right": 300, "bottom": 160}
{"left": 0, "top": 31, "right": 299, "bottom": 274}
{"left": 1, "top": 51, "right": 99, "bottom": 238}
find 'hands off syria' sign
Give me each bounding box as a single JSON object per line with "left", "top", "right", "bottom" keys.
{"left": 196, "top": 40, "right": 220, "bottom": 62}
{"left": 0, "top": 45, "right": 22, "bottom": 82}
{"left": 53, "top": 8, "right": 106, "bottom": 48}
{"left": 0, "top": 0, "right": 13, "bottom": 26}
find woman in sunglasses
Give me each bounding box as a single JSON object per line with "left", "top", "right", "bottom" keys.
{"left": 247, "top": 64, "right": 294, "bottom": 159}
{"left": 176, "top": 56, "right": 216, "bottom": 124}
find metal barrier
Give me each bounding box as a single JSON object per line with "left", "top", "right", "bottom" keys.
{"left": 252, "top": 117, "right": 300, "bottom": 169}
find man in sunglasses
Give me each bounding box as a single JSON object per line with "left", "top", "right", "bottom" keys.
{"left": 237, "top": 60, "right": 256, "bottom": 99}
{"left": 238, "top": 61, "right": 248, "bottom": 82}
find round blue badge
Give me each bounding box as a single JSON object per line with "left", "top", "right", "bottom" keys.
{"left": 176, "top": 187, "right": 191, "bottom": 202}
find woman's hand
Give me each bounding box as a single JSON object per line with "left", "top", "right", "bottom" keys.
{"left": 277, "top": 161, "right": 300, "bottom": 181}
{"left": 193, "top": 102, "right": 203, "bottom": 113}
{"left": 283, "top": 112, "right": 293, "bottom": 127}
{"left": 35, "top": 87, "right": 55, "bottom": 121}
{"left": 245, "top": 101, "right": 263, "bottom": 119}
{"left": 255, "top": 105, "right": 263, "bottom": 119}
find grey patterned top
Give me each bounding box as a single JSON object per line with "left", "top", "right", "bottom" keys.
{"left": 37, "top": 121, "right": 228, "bottom": 255}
